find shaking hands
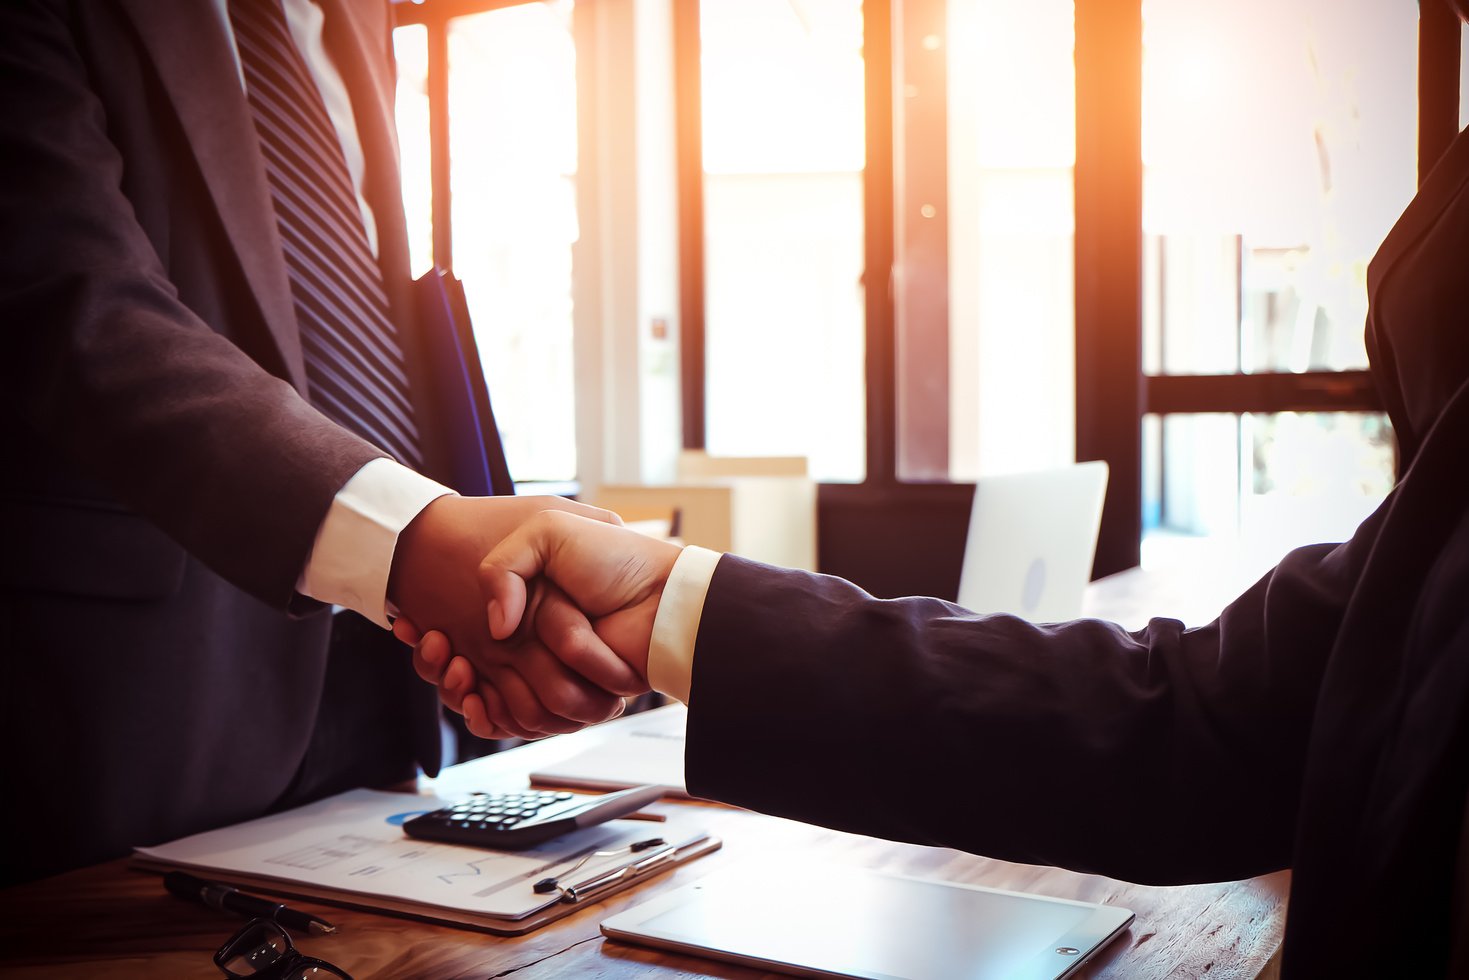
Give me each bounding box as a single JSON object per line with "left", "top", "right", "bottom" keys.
{"left": 392, "top": 508, "right": 684, "bottom": 740}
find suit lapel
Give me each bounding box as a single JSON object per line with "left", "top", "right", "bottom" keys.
{"left": 116, "top": 0, "right": 308, "bottom": 390}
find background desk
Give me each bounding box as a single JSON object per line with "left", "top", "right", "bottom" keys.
{"left": 0, "top": 566, "right": 1288, "bottom": 979}
{"left": 1082, "top": 540, "right": 1280, "bottom": 631}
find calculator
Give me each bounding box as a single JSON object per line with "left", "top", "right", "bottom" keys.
{"left": 402, "top": 784, "right": 666, "bottom": 850}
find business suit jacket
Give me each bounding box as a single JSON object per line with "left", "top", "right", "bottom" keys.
{"left": 0, "top": 0, "right": 445, "bottom": 881}
{"left": 684, "top": 127, "right": 1469, "bottom": 976}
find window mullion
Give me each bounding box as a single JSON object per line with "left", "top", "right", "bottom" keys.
{"left": 1074, "top": 0, "right": 1145, "bottom": 577}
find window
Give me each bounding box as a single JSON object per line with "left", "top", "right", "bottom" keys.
{"left": 395, "top": 1, "right": 580, "bottom": 484}
{"left": 896, "top": 0, "right": 1077, "bottom": 482}
{"left": 699, "top": 0, "right": 868, "bottom": 482}
{"left": 1141, "top": 411, "right": 1395, "bottom": 570}
{"left": 1137, "top": 0, "right": 1415, "bottom": 563}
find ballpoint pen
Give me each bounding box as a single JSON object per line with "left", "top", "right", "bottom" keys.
{"left": 164, "top": 869, "right": 338, "bottom": 936}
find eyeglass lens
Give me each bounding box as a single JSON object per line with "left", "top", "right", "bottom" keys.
{"left": 219, "top": 921, "right": 292, "bottom": 975}
{"left": 216, "top": 920, "right": 351, "bottom": 980}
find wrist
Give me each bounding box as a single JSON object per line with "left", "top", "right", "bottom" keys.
{"left": 388, "top": 495, "right": 473, "bottom": 613}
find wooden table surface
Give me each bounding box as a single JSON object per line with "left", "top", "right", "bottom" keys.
{"left": 0, "top": 723, "right": 1287, "bottom": 980}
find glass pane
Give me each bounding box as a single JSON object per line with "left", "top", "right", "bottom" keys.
{"left": 1141, "top": 0, "right": 1419, "bottom": 376}
{"left": 911, "top": 0, "right": 1077, "bottom": 482}
{"left": 1142, "top": 411, "right": 1394, "bottom": 571}
{"left": 447, "top": 2, "right": 579, "bottom": 482}
{"left": 701, "top": 0, "right": 867, "bottom": 483}
{"left": 392, "top": 24, "right": 433, "bottom": 279}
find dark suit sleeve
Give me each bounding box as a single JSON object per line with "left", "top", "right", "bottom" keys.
{"left": 0, "top": 2, "right": 381, "bottom": 607}
{"left": 685, "top": 500, "right": 1384, "bottom": 886}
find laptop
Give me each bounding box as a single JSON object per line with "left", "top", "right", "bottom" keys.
{"left": 956, "top": 461, "right": 1109, "bottom": 622}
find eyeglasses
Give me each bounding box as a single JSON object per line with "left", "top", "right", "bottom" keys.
{"left": 214, "top": 918, "right": 353, "bottom": 980}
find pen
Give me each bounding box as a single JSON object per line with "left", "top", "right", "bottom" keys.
{"left": 163, "top": 870, "right": 338, "bottom": 936}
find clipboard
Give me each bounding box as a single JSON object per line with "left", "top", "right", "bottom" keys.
{"left": 131, "top": 789, "right": 721, "bottom": 936}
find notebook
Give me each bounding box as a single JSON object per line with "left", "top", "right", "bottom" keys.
{"left": 956, "top": 462, "right": 1109, "bottom": 622}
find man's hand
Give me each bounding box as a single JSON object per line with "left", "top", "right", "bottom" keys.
{"left": 480, "top": 510, "right": 682, "bottom": 678}
{"left": 387, "top": 495, "right": 644, "bottom": 738}
{"left": 403, "top": 511, "right": 683, "bottom": 739}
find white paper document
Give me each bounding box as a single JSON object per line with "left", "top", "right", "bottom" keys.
{"left": 135, "top": 788, "right": 703, "bottom": 921}
{"left": 530, "top": 703, "right": 689, "bottom": 797}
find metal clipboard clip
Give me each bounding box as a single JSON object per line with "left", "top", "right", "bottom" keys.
{"left": 533, "top": 839, "right": 679, "bottom": 904}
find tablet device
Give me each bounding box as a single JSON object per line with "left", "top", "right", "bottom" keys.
{"left": 601, "top": 864, "right": 1133, "bottom": 979}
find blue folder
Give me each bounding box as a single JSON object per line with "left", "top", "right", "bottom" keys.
{"left": 413, "top": 268, "right": 515, "bottom": 498}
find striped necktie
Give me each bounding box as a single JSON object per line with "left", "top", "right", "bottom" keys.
{"left": 229, "top": 0, "right": 422, "bottom": 469}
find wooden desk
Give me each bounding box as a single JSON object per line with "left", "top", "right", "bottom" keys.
{"left": 0, "top": 719, "right": 1287, "bottom": 980}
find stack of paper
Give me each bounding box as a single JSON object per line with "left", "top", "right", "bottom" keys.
{"left": 133, "top": 788, "right": 717, "bottom": 935}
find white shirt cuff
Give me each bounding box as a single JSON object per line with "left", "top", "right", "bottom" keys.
{"left": 296, "top": 458, "right": 456, "bottom": 627}
{"left": 647, "top": 545, "right": 722, "bottom": 704}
